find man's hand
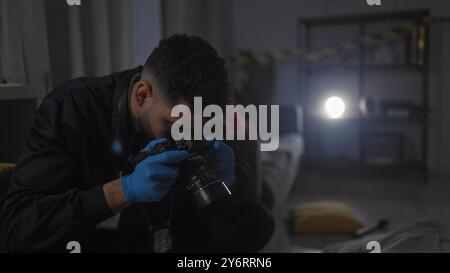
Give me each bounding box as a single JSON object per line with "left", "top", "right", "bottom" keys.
{"left": 121, "top": 138, "right": 190, "bottom": 204}
{"left": 201, "top": 140, "right": 235, "bottom": 187}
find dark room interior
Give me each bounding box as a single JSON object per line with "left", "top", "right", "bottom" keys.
{"left": 1, "top": 0, "right": 450, "bottom": 255}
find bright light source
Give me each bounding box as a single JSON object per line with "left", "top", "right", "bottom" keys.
{"left": 325, "top": 96, "right": 346, "bottom": 119}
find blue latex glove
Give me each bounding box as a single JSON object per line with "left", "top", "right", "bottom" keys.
{"left": 201, "top": 140, "right": 236, "bottom": 188}
{"left": 121, "top": 138, "right": 190, "bottom": 204}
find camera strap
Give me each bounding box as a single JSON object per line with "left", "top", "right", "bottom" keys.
{"left": 122, "top": 147, "right": 177, "bottom": 253}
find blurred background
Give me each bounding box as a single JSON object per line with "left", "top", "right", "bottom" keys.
{"left": 1, "top": 0, "right": 450, "bottom": 252}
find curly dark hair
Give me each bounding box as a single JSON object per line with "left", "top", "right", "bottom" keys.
{"left": 144, "top": 34, "right": 230, "bottom": 109}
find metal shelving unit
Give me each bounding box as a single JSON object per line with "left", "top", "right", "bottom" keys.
{"left": 298, "top": 10, "right": 430, "bottom": 183}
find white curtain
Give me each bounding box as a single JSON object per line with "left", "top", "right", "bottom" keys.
{"left": 0, "top": 0, "right": 51, "bottom": 86}
{"left": 161, "top": 0, "right": 232, "bottom": 57}
{"left": 0, "top": 0, "right": 133, "bottom": 88}
{"left": 44, "top": 0, "right": 133, "bottom": 87}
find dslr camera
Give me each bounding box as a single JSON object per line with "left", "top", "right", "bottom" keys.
{"left": 128, "top": 139, "right": 232, "bottom": 216}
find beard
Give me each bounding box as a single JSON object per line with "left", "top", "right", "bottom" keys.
{"left": 138, "top": 107, "right": 154, "bottom": 141}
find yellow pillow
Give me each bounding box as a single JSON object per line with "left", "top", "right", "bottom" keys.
{"left": 0, "top": 163, "right": 15, "bottom": 193}
{"left": 0, "top": 163, "right": 16, "bottom": 177}
{"left": 290, "top": 201, "right": 364, "bottom": 235}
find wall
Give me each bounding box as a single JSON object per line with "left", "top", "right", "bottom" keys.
{"left": 132, "top": 0, "right": 161, "bottom": 66}
{"left": 231, "top": 0, "right": 450, "bottom": 175}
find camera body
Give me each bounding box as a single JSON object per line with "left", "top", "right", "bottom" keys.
{"left": 129, "top": 139, "right": 232, "bottom": 216}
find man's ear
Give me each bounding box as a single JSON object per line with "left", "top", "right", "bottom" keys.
{"left": 134, "top": 80, "right": 154, "bottom": 108}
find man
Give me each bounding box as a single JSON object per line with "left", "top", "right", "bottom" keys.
{"left": 0, "top": 34, "right": 273, "bottom": 252}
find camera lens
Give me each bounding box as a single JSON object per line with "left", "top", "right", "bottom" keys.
{"left": 179, "top": 154, "right": 232, "bottom": 217}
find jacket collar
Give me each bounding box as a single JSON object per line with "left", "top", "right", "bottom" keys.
{"left": 111, "top": 66, "right": 144, "bottom": 171}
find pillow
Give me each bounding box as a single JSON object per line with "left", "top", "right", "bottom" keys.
{"left": 290, "top": 201, "right": 364, "bottom": 235}
{"left": 0, "top": 163, "right": 15, "bottom": 198}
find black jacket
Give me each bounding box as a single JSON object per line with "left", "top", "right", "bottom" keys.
{"left": 0, "top": 67, "right": 273, "bottom": 252}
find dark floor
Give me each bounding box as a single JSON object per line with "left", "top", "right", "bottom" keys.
{"left": 262, "top": 170, "right": 450, "bottom": 253}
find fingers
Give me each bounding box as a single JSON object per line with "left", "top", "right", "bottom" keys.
{"left": 201, "top": 140, "right": 221, "bottom": 158}
{"left": 150, "top": 164, "right": 180, "bottom": 179}
{"left": 212, "top": 140, "right": 222, "bottom": 150}
{"left": 152, "top": 150, "right": 191, "bottom": 164}
{"left": 206, "top": 140, "right": 231, "bottom": 152}
{"left": 202, "top": 139, "right": 220, "bottom": 149}
{"left": 202, "top": 140, "right": 235, "bottom": 161}
{"left": 142, "top": 138, "right": 168, "bottom": 153}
